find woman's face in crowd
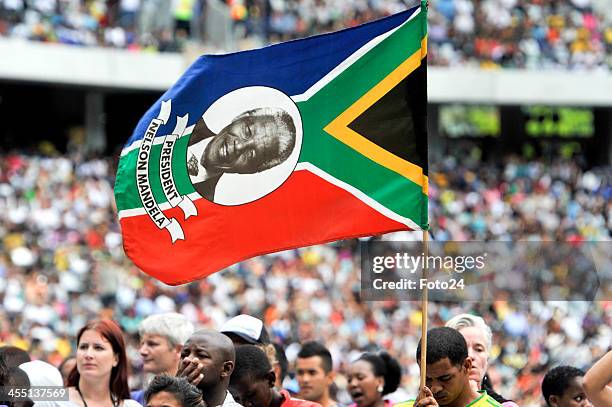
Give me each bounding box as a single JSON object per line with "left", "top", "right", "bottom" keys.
{"left": 459, "top": 326, "right": 489, "bottom": 384}
{"left": 553, "top": 376, "right": 592, "bottom": 407}
{"left": 347, "top": 360, "right": 383, "bottom": 407}
{"left": 76, "top": 329, "right": 118, "bottom": 380}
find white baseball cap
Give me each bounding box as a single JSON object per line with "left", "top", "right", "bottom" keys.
{"left": 220, "top": 314, "right": 270, "bottom": 344}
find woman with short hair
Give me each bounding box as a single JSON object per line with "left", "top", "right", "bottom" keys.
{"left": 446, "top": 314, "right": 518, "bottom": 407}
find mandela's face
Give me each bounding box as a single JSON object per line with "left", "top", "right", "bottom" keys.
{"left": 203, "top": 114, "right": 281, "bottom": 174}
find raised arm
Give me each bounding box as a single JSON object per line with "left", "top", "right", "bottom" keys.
{"left": 583, "top": 350, "right": 612, "bottom": 407}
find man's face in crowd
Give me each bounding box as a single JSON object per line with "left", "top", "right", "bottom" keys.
{"left": 229, "top": 373, "right": 273, "bottom": 407}
{"left": 423, "top": 357, "right": 471, "bottom": 407}
{"left": 139, "top": 333, "right": 180, "bottom": 374}
{"left": 180, "top": 333, "right": 226, "bottom": 389}
{"left": 296, "top": 356, "right": 332, "bottom": 402}
{"left": 550, "top": 376, "right": 592, "bottom": 407}
{"left": 203, "top": 114, "right": 282, "bottom": 174}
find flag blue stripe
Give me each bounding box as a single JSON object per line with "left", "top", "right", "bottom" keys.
{"left": 124, "top": 6, "right": 419, "bottom": 147}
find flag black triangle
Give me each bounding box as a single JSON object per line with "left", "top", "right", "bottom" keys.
{"left": 347, "top": 63, "right": 428, "bottom": 173}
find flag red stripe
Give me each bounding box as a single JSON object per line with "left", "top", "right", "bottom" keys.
{"left": 120, "top": 171, "right": 408, "bottom": 285}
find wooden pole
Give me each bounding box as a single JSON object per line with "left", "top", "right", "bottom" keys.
{"left": 419, "top": 0, "right": 429, "bottom": 392}
{"left": 419, "top": 229, "right": 429, "bottom": 390}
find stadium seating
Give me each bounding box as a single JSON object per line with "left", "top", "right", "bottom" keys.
{"left": 1, "top": 0, "right": 610, "bottom": 70}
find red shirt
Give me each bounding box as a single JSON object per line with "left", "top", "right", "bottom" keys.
{"left": 280, "top": 390, "right": 323, "bottom": 407}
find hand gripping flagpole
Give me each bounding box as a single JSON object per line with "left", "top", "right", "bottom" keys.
{"left": 420, "top": 229, "right": 429, "bottom": 390}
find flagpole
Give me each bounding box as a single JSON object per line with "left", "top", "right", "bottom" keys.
{"left": 419, "top": 0, "right": 429, "bottom": 392}
{"left": 420, "top": 229, "right": 429, "bottom": 390}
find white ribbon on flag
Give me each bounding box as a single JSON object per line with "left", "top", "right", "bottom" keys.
{"left": 160, "top": 114, "right": 198, "bottom": 219}
{"left": 136, "top": 100, "right": 185, "bottom": 243}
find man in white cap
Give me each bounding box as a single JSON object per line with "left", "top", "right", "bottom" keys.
{"left": 220, "top": 315, "right": 285, "bottom": 389}
{"left": 220, "top": 314, "right": 270, "bottom": 345}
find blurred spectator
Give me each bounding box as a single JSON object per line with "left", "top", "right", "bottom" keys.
{"left": 3, "top": 367, "right": 33, "bottom": 407}
{"left": 274, "top": 343, "right": 290, "bottom": 391}
{"left": 428, "top": 155, "right": 611, "bottom": 241}
{"left": 428, "top": 0, "right": 610, "bottom": 70}
{"left": 0, "top": 354, "right": 7, "bottom": 385}
{"left": 0, "top": 346, "right": 31, "bottom": 367}
{"left": 0, "top": 0, "right": 609, "bottom": 71}
{"left": 58, "top": 355, "right": 77, "bottom": 385}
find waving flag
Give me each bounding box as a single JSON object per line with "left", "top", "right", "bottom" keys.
{"left": 115, "top": 3, "right": 428, "bottom": 285}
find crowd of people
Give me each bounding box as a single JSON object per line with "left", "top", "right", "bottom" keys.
{"left": 0, "top": 150, "right": 610, "bottom": 406}
{"left": 427, "top": 0, "right": 611, "bottom": 70}
{"left": 1, "top": 313, "right": 611, "bottom": 407}
{"left": 427, "top": 155, "right": 611, "bottom": 241}
{"left": 0, "top": 0, "right": 610, "bottom": 70}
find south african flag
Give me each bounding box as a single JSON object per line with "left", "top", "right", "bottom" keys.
{"left": 114, "top": 2, "right": 428, "bottom": 285}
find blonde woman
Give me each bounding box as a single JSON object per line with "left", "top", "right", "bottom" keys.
{"left": 446, "top": 314, "right": 518, "bottom": 407}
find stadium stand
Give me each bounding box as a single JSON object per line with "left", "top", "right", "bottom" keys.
{"left": 0, "top": 0, "right": 610, "bottom": 71}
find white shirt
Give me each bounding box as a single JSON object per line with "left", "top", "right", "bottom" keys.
{"left": 66, "top": 399, "right": 142, "bottom": 407}
{"left": 187, "top": 137, "right": 213, "bottom": 184}
{"left": 220, "top": 391, "right": 243, "bottom": 407}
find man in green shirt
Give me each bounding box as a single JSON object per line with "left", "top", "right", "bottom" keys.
{"left": 399, "top": 327, "right": 501, "bottom": 407}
